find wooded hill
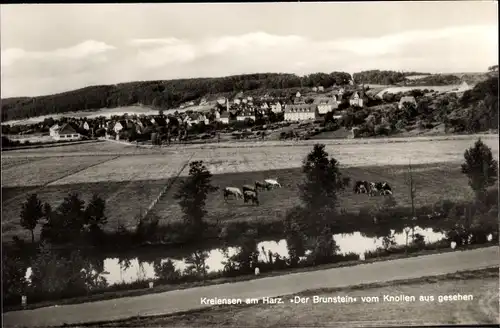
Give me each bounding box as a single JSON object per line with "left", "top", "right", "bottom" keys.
{"left": 1, "top": 72, "right": 352, "bottom": 121}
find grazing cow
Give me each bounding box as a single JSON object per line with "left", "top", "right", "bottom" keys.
{"left": 265, "top": 178, "right": 281, "bottom": 189}
{"left": 242, "top": 184, "right": 257, "bottom": 193}
{"left": 224, "top": 187, "right": 243, "bottom": 201}
{"left": 243, "top": 190, "right": 259, "bottom": 205}
{"left": 369, "top": 181, "right": 393, "bottom": 196}
{"left": 255, "top": 181, "right": 270, "bottom": 191}
{"left": 354, "top": 180, "right": 370, "bottom": 194}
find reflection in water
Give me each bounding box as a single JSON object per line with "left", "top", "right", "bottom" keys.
{"left": 99, "top": 226, "right": 446, "bottom": 285}
{"left": 23, "top": 226, "right": 450, "bottom": 286}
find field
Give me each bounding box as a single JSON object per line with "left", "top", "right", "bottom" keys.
{"left": 1, "top": 106, "right": 161, "bottom": 126}
{"left": 2, "top": 135, "right": 498, "bottom": 241}
{"left": 103, "top": 269, "right": 498, "bottom": 327}
{"left": 376, "top": 85, "right": 460, "bottom": 98}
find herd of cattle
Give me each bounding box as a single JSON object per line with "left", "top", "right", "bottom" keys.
{"left": 222, "top": 178, "right": 393, "bottom": 206}
{"left": 223, "top": 179, "right": 281, "bottom": 205}
{"left": 353, "top": 180, "right": 393, "bottom": 196}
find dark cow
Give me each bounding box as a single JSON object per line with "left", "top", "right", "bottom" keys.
{"left": 242, "top": 184, "right": 257, "bottom": 193}
{"left": 354, "top": 180, "right": 370, "bottom": 194}
{"left": 243, "top": 190, "right": 259, "bottom": 205}
{"left": 369, "top": 182, "right": 393, "bottom": 196}
{"left": 255, "top": 181, "right": 270, "bottom": 191}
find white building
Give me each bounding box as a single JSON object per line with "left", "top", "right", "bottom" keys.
{"left": 314, "top": 97, "right": 339, "bottom": 115}
{"left": 236, "top": 111, "right": 255, "bottom": 122}
{"left": 49, "top": 124, "right": 60, "bottom": 137}
{"left": 284, "top": 104, "right": 317, "bottom": 121}
{"left": 220, "top": 112, "right": 230, "bottom": 124}
{"left": 271, "top": 102, "right": 282, "bottom": 113}
{"left": 398, "top": 96, "right": 417, "bottom": 110}
{"left": 52, "top": 123, "right": 81, "bottom": 141}
{"left": 349, "top": 92, "right": 364, "bottom": 107}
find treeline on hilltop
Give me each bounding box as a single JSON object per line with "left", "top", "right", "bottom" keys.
{"left": 352, "top": 70, "right": 431, "bottom": 85}
{"left": 1, "top": 72, "right": 352, "bottom": 121}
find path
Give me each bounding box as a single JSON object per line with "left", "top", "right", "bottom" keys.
{"left": 3, "top": 246, "right": 499, "bottom": 328}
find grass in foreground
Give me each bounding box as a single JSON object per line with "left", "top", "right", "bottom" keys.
{"left": 87, "top": 267, "right": 500, "bottom": 327}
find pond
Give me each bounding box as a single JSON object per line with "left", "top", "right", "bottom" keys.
{"left": 25, "top": 226, "right": 449, "bottom": 286}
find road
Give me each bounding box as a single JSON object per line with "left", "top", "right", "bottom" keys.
{"left": 3, "top": 246, "right": 499, "bottom": 328}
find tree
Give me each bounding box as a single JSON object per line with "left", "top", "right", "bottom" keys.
{"left": 283, "top": 217, "right": 307, "bottom": 267}
{"left": 84, "top": 194, "right": 107, "bottom": 242}
{"left": 461, "top": 138, "right": 498, "bottom": 202}
{"left": 299, "top": 144, "right": 349, "bottom": 233}
{"left": 20, "top": 194, "right": 43, "bottom": 243}
{"left": 174, "top": 161, "right": 218, "bottom": 240}
{"left": 309, "top": 226, "right": 339, "bottom": 265}
{"left": 41, "top": 193, "right": 86, "bottom": 244}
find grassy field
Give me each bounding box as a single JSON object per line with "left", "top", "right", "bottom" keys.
{"left": 95, "top": 268, "right": 499, "bottom": 327}
{"left": 1, "top": 106, "right": 160, "bottom": 126}
{"left": 2, "top": 135, "right": 497, "bottom": 241}
{"left": 149, "top": 162, "right": 475, "bottom": 225}
{"left": 375, "top": 85, "right": 460, "bottom": 98}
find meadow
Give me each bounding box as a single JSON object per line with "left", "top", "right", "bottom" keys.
{"left": 375, "top": 85, "right": 460, "bottom": 98}
{"left": 148, "top": 162, "right": 475, "bottom": 225}
{"left": 2, "top": 135, "right": 498, "bottom": 241}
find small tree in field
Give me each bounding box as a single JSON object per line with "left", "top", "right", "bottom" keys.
{"left": 461, "top": 138, "right": 498, "bottom": 202}
{"left": 174, "top": 161, "right": 218, "bottom": 240}
{"left": 20, "top": 194, "right": 43, "bottom": 243}
{"left": 299, "top": 144, "right": 349, "bottom": 233}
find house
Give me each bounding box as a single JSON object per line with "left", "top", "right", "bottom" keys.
{"left": 312, "top": 87, "right": 318, "bottom": 92}
{"left": 236, "top": 110, "right": 256, "bottom": 122}
{"left": 457, "top": 81, "right": 472, "bottom": 92}
{"left": 318, "top": 86, "right": 324, "bottom": 92}
{"left": 284, "top": 104, "right": 317, "bottom": 122}
{"left": 233, "top": 98, "right": 242, "bottom": 105}
{"left": 295, "top": 91, "right": 301, "bottom": 98}
{"left": 220, "top": 112, "right": 230, "bottom": 124}
{"left": 49, "top": 124, "right": 60, "bottom": 137}
{"left": 271, "top": 102, "right": 282, "bottom": 113}
{"left": 349, "top": 92, "right": 364, "bottom": 107}
{"left": 242, "top": 98, "right": 248, "bottom": 104}
{"left": 83, "top": 122, "right": 90, "bottom": 130}
{"left": 247, "top": 96, "right": 253, "bottom": 102}
{"left": 398, "top": 96, "right": 417, "bottom": 109}
{"left": 52, "top": 123, "right": 81, "bottom": 141}
{"left": 314, "top": 97, "right": 339, "bottom": 115}
{"left": 113, "top": 121, "right": 126, "bottom": 134}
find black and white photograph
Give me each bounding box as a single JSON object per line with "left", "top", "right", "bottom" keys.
{"left": 1, "top": 2, "right": 499, "bottom": 327}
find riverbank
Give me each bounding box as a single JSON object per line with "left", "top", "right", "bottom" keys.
{"left": 3, "top": 243, "right": 494, "bottom": 313}
{"left": 4, "top": 246, "right": 498, "bottom": 328}
{"left": 92, "top": 267, "right": 499, "bottom": 328}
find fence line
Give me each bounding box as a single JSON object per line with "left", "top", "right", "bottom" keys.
{"left": 140, "top": 152, "right": 196, "bottom": 221}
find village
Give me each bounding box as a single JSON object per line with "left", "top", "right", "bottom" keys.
{"left": 2, "top": 80, "right": 475, "bottom": 147}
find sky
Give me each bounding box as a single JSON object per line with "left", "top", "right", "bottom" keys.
{"left": 1, "top": 2, "right": 498, "bottom": 98}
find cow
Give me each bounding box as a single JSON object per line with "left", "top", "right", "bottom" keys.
{"left": 223, "top": 187, "right": 243, "bottom": 201}
{"left": 265, "top": 178, "right": 281, "bottom": 189}
{"left": 242, "top": 184, "right": 257, "bottom": 193}
{"left": 354, "top": 180, "right": 370, "bottom": 194}
{"left": 243, "top": 190, "right": 259, "bottom": 205}
{"left": 255, "top": 181, "right": 270, "bottom": 191}
{"left": 369, "top": 181, "right": 393, "bottom": 196}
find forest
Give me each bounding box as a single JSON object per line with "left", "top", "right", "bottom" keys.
{"left": 1, "top": 72, "right": 352, "bottom": 121}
